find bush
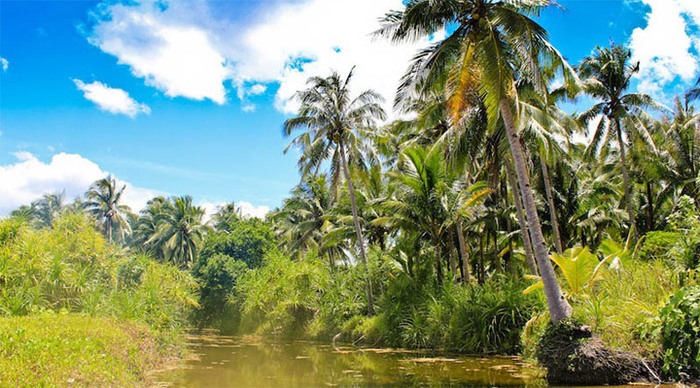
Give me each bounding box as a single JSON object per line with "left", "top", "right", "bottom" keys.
{"left": 659, "top": 286, "right": 700, "bottom": 380}
{"left": 0, "top": 213, "right": 198, "bottom": 332}
{"left": 199, "top": 218, "right": 275, "bottom": 269}
{"left": 376, "top": 274, "right": 543, "bottom": 353}
{"left": 638, "top": 231, "right": 681, "bottom": 262}
{"left": 190, "top": 253, "right": 248, "bottom": 331}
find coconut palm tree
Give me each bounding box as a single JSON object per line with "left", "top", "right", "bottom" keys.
{"left": 577, "top": 45, "right": 661, "bottom": 240}
{"left": 84, "top": 176, "right": 132, "bottom": 243}
{"left": 283, "top": 69, "right": 385, "bottom": 315}
{"left": 378, "top": 0, "right": 576, "bottom": 322}
{"left": 271, "top": 174, "right": 348, "bottom": 266}
{"left": 30, "top": 192, "right": 66, "bottom": 228}
{"left": 148, "top": 196, "right": 206, "bottom": 268}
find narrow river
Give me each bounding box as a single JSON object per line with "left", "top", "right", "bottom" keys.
{"left": 151, "top": 332, "right": 662, "bottom": 387}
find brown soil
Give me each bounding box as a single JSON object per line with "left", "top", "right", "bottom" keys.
{"left": 537, "top": 323, "right": 662, "bottom": 385}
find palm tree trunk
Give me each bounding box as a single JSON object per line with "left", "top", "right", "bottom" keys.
{"left": 435, "top": 238, "right": 443, "bottom": 286}
{"left": 539, "top": 154, "right": 563, "bottom": 253}
{"left": 504, "top": 158, "right": 538, "bottom": 274}
{"left": 107, "top": 217, "right": 113, "bottom": 244}
{"left": 456, "top": 222, "right": 470, "bottom": 283}
{"left": 646, "top": 181, "right": 654, "bottom": 231}
{"left": 615, "top": 118, "right": 637, "bottom": 241}
{"left": 478, "top": 232, "right": 485, "bottom": 285}
{"left": 339, "top": 141, "right": 375, "bottom": 315}
{"left": 500, "top": 99, "right": 572, "bottom": 323}
{"left": 448, "top": 235, "right": 457, "bottom": 283}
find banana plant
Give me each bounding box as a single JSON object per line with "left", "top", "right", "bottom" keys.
{"left": 524, "top": 245, "right": 616, "bottom": 299}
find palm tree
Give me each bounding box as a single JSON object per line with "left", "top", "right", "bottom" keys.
{"left": 148, "top": 196, "right": 206, "bottom": 268}
{"left": 210, "top": 203, "right": 242, "bottom": 231}
{"left": 271, "top": 174, "right": 347, "bottom": 265}
{"left": 132, "top": 196, "right": 168, "bottom": 258}
{"left": 31, "top": 192, "right": 66, "bottom": 228}
{"left": 577, "top": 45, "right": 660, "bottom": 240}
{"left": 518, "top": 79, "right": 579, "bottom": 253}
{"left": 283, "top": 69, "right": 385, "bottom": 315}
{"left": 686, "top": 77, "right": 700, "bottom": 103}
{"left": 84, "top": 176, "right": 132, "bottom": 243}
{"left": 378, "top": 0, "right": 575, "bottom": 322}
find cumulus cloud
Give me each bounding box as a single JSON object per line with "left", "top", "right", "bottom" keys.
{"left": 629, "top": 0, "right": 700, "bottom": 98}
{"left": 88, "top": 1, "right": 230, "bottom": 104}
{"left": 0, "top": 152, "right": 269, "bottom": 220}
{"left": 86, "top": 0, "right": 439, "bottom": 115}
{"left": 73, "top": 79, "right": 150, "bottom": 117}
{"left": 1, "top": 57, "right": 8, "bottom": 71}
{"left": 199, "top": 200, "right": 270, "bottom": 222}
{"left": 0, "top": 152, "right": 156, "bottom": 214}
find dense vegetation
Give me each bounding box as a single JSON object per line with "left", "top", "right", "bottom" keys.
{"left": 4, "top": 0, "right": 700, "bottom": 384}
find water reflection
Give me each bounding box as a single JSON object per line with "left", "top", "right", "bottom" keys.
{"left": 152, "top": 332, "right": 543, "bottom": 387}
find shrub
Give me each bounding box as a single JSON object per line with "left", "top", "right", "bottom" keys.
{"left": 638, "top": 231, "right": 680, "bottom": 262}
{"left": 190, "top": 253, "right": 248, "bottom": 331}
{"left": 659, "top": 286, "right": 700, "bottom": 380}
{"left": 199, "top": 218, "right": 275, "bottom": 269}
{"left": 0, "top": 214, "right": 198, "bottom": 333}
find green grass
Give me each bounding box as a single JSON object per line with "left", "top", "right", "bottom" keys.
{"left": 0, "top": 313, "right": 175, "bottom": 387}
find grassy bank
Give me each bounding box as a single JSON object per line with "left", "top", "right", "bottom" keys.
{"left": 0, "top": 314, "right": 176, "bottom": 387}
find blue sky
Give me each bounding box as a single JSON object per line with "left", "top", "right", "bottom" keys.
{"left": 1, "top": 0, "right": 699, "bottom": 217}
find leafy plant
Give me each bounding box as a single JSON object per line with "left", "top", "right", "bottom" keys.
{"left": 659, "top": 286, "right": 700, "bottom": 380}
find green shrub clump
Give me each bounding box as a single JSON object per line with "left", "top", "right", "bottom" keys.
{"left": 659, "top": 286, "right": 700, "bottom": 381}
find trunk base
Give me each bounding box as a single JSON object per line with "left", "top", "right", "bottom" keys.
{"left": 537, "top": 322, "right": 661, "bottom": 385}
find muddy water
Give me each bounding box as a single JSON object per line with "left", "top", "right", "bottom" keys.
{"left": 151, "top": 333, "right": 662, "bottom": 387}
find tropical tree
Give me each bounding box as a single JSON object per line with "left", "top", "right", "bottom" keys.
{"left": 210, "top": 202, "right": 242, "bottom": 231}
{"left": 148, "top": 196, "right": 207, "bottom": 268}
{"left": 30, "top": 192, "right": 66, "bottom": 228}
{"left": 271, "top": 174, "right": 347, "bottom": 265}
{"left": 577, "top": 45, "right": 660, "bottom": 239}
{"left": 84, "top": 176, "right": 132, "bottom": 243}
{"left": 283, "top": 69, "right": 385, "bottom": 314}
{"left": 378, "top": 0, "right": 575, "bottom": 322}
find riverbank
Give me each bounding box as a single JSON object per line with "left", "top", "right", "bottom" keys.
{"left": 0, "top": 313, "right": 183, "bottom": 387}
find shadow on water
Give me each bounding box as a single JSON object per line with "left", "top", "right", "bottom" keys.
{"left": 150, "top": 331, "right": 667, "bottom": 388}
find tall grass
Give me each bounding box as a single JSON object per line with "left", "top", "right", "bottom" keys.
{"left": 236, "top": 249, "right": 542, "bottom": 354}
{"left": 0, "top": 213, "right": 198, "bottom": 332}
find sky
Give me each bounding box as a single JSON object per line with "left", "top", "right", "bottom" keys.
{"left": 0, "top": 0, "right": 699, "bottom": 218}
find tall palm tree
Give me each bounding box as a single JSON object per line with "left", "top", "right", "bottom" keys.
{"left": 378, "top": 0, "right": 575, "bottom": 322}
{"left": 518, "top": 79, "right": 579, "bottom": 253}
{"left": 283, "top": 69, "right": 385, "bottom": 315}
{"left": 148, "top": 196, "right": 206, "bottom": 268}
{"left": 577, "top": 45, "right": 660, "bottom": 240}
{"left": 84, "top": 176, "right": 132, "bottom": 243}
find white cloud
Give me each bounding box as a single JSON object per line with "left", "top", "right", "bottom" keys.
{"left": 86, "top": 0, "right": 439, "bottom": 115}
{"left": 234, "top": 0, "right": 441, "bottom": 115}
{"left": 1, "top": 57, "right": 8, "bottom": 71}
{"left": 0, "top": 152, "right": 157, "bottom": 215}
{"left": 73, "top": 79, "right": 150, "bottom": 117}
{"left": 249, "top": 84, "right": 267, "bottom": 95}
{"left": 237, "top": 201, "right": 270, "bottom": 219}
{"left": 88, "top": 1, "right": 230, "bottom": 104}
{"left": 199, "top": 200, "right": 269, "bottom": 222}
{"left": 241, "top": 103, "right": 256, "bottom": 113}
{"left": 0, "top": 152, "right": 270, "bottom": 221}
{"left": 630, "top": 0, "right": 700, "bottom": 98}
